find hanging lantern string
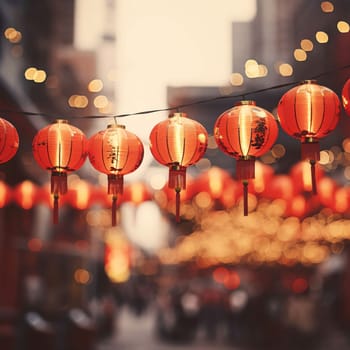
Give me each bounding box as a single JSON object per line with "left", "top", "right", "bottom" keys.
{"left": 1, "top": 63, "right": 350, "bottom": 121}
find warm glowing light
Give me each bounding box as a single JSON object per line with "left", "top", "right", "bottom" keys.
{"left": 321, "top": 1, "right": 334, "bottom": 12}
{"left": 278, "top": 63, "right": 293, "bottom": 77}
{"left": 4, "top": 27, "right": 16, "bottom": 39}
{"left": 74, "top": 268, "right": 91, "bottom": 284}
{"left": 88, "top": 79, "right": 104, "bottom": 92}
{"left": 337, "top": 21, "right": 350, "bottom": 33}
{"left": 230, "top": 73, "right": 244, "bottom": 86}
{"left": 224, "top": 271, "right": 240, "bottom": 290}
{"left": 4, "top": 27, "right": 22, "bottom": 43}
{"left": 33, "top": 70, "right": 47, "bottom": 83}
{"left": 94, "top": 95, "right": 109, "bottom": 108}
{"left": 258, "top": 64, "right": 268, "bottom": 77}
{"left": 343, "top": 138, "right": 350, "bottom": 153}
{"left": 24, "top": 67, "right": 37, "bottom": 80}
{"left": 17, "top": 181, "right": 36, "bottom": 209}
{"left": 300, "top": 39, "right": 314, "bottom": 51}
{"left": 194, "top": 192, "right": 212, "bottom": 209}
{"left": 213, "top": 267, "right": 229, "bottom": 284}
{"left": 68, "top": 95, "right": 89, "bottom": 108}
{"left": 315, "top": 31, "right": 329, "bottom": 43}
{"left": 294, "top": 49, "right": 307, "bottom": 61}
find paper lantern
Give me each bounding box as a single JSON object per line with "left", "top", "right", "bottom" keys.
{"left": 277, "top": 80, "right": 340, "bottom": 194}
{"left": 0, "top": 117, "right": 19, "bottom": 163}
{"left": 149, "top": 112, "right": 208, "bottom": 222}
{"left": 214, "top": 100, "right": 278, "bottom": 215}
{"left": 32, "top": 119, "right": 88, "bottom": 223}
{"left": 88, "top": 123, "right": 144, "bottom": 226}
{"left": 342, "top": 78, "right": 350, "bottom": 116}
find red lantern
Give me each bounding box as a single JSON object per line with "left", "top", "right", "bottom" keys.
{"left": 66, "top": 178, "right": 92, "bottom": 210}
{"left": 342, "top": 78, "right": 350, "bottom": 116}
{"left": 88, "top": 123, "right": 144, "bottom": 226}
{"left": 149, "top": 112, "right": 208, "bottom": 222}
{"left": 0, "top": 117, "right": 19, "bottom": 163}
{"left": 13, "top": 180, "right": 38, "bottom": 209}
{"left": 214, "top": 100, "right": 278, "bottom": 215}
{"left": 277, "top": 80, "right": 340, "bottom": 194}
{"left": 0, "top": 180, "right": 12, "bottom": 208}
{"left": 32, "top": 119, "right": 88, "bottom": 223}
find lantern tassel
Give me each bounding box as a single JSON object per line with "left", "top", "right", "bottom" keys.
{"left": 175, "top": 189, "right": 181, "bottom": 223}
{"left": 112, "top": 195, "right": 117, "bottom": 226}
{"left": 310, "top": 160, "right": 317, "bottom": 195}
{"left": 53, "top": 194, "right": 59, "bottom": 224}
{"left": 243, "top": 180, "right": 248, "bottom": 216}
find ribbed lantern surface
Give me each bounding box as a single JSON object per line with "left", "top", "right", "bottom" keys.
{"left": 278, "top": 80, "right": 340, "bottom": 193}
{"left": 214, "top": 100, "right": 278, "bottom": 215}
{"left": 149, "top": 112, "right": 208, "bottom": 221}
{"left": 32, "top": 119, "right": 88, "bottom": 223}
{"left": 342, "top": 78, "right": 350, "bottom": 116}
{"left": 0, "top": 117, "right": 19, "bottom": 164}
{"left": 88, "top": 124, "right": 144, "bottom": 226}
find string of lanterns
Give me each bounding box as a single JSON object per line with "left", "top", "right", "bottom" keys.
{"left": 0, "top": 76, "right": 350, "bottom": 225}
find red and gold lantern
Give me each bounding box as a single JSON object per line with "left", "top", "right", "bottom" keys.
{"left": 149, "top": 112, "right": 208, "bottom": 222}
{"left": 32, "top": 119, "right": 88, "bottom": 223}
{"left": 277, "top": 80, "right": 340, "bottom": 194}
{"left": 88, "top": 123, "right": 144, "bottom": 226}
{"left": 342, "top": 78, "right": 350, "bottom": 116}
{"left": 214, "top": 100, "right": 278, "bottom": 215}
{"left": 0, "top": 117, "right": 19, "bottom": 163}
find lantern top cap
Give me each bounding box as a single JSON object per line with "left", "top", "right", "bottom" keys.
{"left": 107, "top": 123, "right": 125, "bottom": 129}
{"left": 169, "top": 112, "right": 188, "bottom": 119}
{"left": 300, "top": 79, "right": 317, "bottom": 85}
{"left": 55, "top": 119, "right": 68, "bottom": 124}
{"left": 235, "top": 100, "right": 256, "bottom": 106}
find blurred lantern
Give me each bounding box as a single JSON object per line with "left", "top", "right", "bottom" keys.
{"left": 333, "top": 187, "right": 350, "bottom": 214}
{"left": 278, "top": 80, "right": 340, "bottom": 194}
{"left": 251, "top": 161, "right": 274, "bottom": 195}
{"left": 290, "top": 161, "right": 323, "bottom": 194}
{"left": 0, "top": 117, "right": 19, "bottom": 163}
{"left": 32, "top": 119, "right": 88, "bottom": 223}
{"left": 194, "top": 167, "right": 238, "bottom": 208}
{"left": 149, "top": 112, "right": 208, "bottom": 222}
{"left": 266, "top": 175, "right": 294, "bottom": 200}
{"left": 88, "top": 123, "right": 144, "bottom": 226}
{"left": 123, "top": 182, "right": 152, "bottom": 205}
{"left": 214, "top": 101, "right": 278, "bottom": 215}
{"left": 318, "top": 177, "right": 338, "bottom": 208}
{"left": 0, "top": 180, "right": 12, "bottom": 208}
{"left": 13, "top": 180, "right": 38, "bottom": 209}
{"left": 66, "top": 178, "right": 92, "bottom": 210}
{"left": 342, "top": 78, "right": 350, "bottom": 116}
